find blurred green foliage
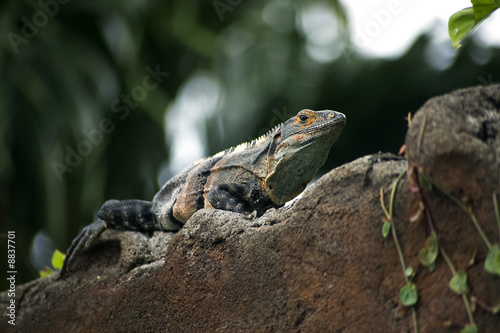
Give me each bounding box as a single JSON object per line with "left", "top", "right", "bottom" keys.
{"left": 0, "top": 0, "right": 499, "bottom": 289}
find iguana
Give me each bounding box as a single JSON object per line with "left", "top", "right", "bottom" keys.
{"left": 60, "top": 109, "right": 346, "bottom": 278}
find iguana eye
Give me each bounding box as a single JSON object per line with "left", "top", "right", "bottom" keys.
{"left": 299, "top": 114, "right": 308, "bottom": 122}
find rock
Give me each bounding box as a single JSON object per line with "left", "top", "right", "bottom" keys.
{"left": 404, "top": 84, "right": 500, "bottom": 333}
{"left": 405, "top": 84, "right": 500, "bottom": 209}
{"left": 1, "top": 85, "right": 499, "bottom": 332}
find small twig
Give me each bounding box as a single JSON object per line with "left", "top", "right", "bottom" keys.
{"left": 472, "top": 295, "right": 500, "bottom": 314}
{"left": 416, "top": 115, "right": 427, "bottom": 159}
{"left": 493, "top": 192, "right": 500, "bottom": 243}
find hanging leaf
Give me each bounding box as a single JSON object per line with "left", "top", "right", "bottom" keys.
{"left": 382, "top": 221, "right": 391, "bottom": 238}
{"left": 460, "top": 324, "right": 478, "bottom": 333}
{"left": 449, "top": 8, "right": 477, "bottom": 49}
{"left": 448, "top": 1, "right": 499, "bottom": 49}
{"left": 407, "top": 165, "right": 419, "bottom": 194}
{"left": 473, "top": 0, "right": 499, "bottom": 21}
{"left": 484, "top": 244, "right": 500, "bottom": 276}
{"left": 409, "top": 202, "right": 423, "bottom": 223}
{"left": 399, "top": 283, "right": 418, "bottom": 306}
{"left": 405, "top": 267, "right": 414, "bottom": 279}
{"left": 418, "top": 232, "right": 439, "bottom": 268}
{"left": 449, "top": 270, "right": 470, "bottom": 295}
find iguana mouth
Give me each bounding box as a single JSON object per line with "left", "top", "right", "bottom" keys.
{"left": 303, "top": 120, "right": 336, "bottom": 134}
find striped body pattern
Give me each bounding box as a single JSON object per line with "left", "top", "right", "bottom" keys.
{"left": 61, "top": 109, "right": 346, "bottom": 278}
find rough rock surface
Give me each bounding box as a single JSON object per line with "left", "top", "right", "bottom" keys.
{"left": 1, "top": 85, "right": 499, "bottom": 332}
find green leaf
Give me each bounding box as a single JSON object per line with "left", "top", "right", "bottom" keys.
{"left": 428, "top": 261, "right": 436, "bottom": 273}
{"left": 51, "top": 249, "right": 66, "bottom": 270}
{"left": 399, "top": 283, "right": 418, "bottom": 306}
{"left": 449, "top": 270, "right": 470, "bottom": 295}
{"left": 382, "top": 221, "right": 391, "bottom": 238}
{"left": 39, "top": 266, "right": 55, "bottom": 278}
{"left": 448, "top": 8, "right": 476, "bottom": 49}
{"left": 418, "top": 232, "right": 439, "bottom": 268}
{"left": 405, "top": 267, "right": 414, "bottom": 279}
{"left": 460, "top": 324, "right": 478, "bottom": 333}
{"left": 472, "top": 0, "right": 498, "bottom": 22}
{"left": 448, "top": 1, "right": 499, "bottom": 50}
{"left": 484, "top": 244, "right": 500, "bottom": 276}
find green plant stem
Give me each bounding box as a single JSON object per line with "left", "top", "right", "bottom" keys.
{"left": 461, "top": 294, "right": 476, "bottom": 327}
{"left": 385, "top": 170, "right": 408, "bottom": 281}
{"left": 440, "top": 246, "right": 475, "bottom": 327}
{"left": 418, "top": 171, "right": 492, "bottom": 250}
{"left": 440, "top": 246, "right": 456, "bottom": 275}
{"left": 470, "top": 211, "right": 493, "bottom": 249}
{"left": 392, "top": 219, "right": 408, "bottom": 282}
{"left": 411, "top": 309, "right": 418, "bottom": 333}
{"left": 380, "top": 188, "right": 391, "bottom": 219}
{"left": 493, "top": 192, "right": 500, "bottom": 243}
{"left": 389, "top": 170, "right": 406, "bottom": 217}
{"left": 416, "top": 115, "right": 426, "bottom": 159}
{"left": 381, "top": 169, "right": 418, "bottom": 333}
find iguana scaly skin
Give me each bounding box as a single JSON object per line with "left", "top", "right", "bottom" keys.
{"left": 60, "top": 109, "right": 346, "bottom": 278}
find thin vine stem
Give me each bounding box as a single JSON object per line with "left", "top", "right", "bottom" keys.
{"left": 440, "top": 246, "right": 475, "bottom": 327}
{"left": 418, "top": 171, "right": 492, "bottom": 249}
{"left": 389, "top": 170, "right": 405, "bottom": 217}
{"left": 380, "top": 170, "right": 408, "bottom": 280}
{"left": 493, "top": 192, "right": 500, "bottom": 243}
{"left": 380, "top": 170, "right": 418, "bottom": 333}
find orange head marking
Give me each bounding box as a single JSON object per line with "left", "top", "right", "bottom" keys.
{"left": 294, "top": 110, "right": 318, "bottom": 128}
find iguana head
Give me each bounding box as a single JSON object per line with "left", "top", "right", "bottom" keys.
{"left": 265, "top": 109, "right": 346, "bottom": 205}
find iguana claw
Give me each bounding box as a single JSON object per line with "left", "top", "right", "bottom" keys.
{"left": 59, "top": 219, "right": 107, "bottom": 279}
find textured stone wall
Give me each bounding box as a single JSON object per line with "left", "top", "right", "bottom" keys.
{"left": 1, "top": 85, "right": 499, "bottom": 332}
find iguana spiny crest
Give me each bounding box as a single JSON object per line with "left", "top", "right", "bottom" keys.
{"left": 60, "top": 109, "right": 345, "bottom": 278}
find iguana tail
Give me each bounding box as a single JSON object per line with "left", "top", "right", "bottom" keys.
{"left": 60, "top": 199, "right": 161, "bottom": 279}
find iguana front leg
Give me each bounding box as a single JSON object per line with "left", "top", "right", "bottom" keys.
{"left": 206, "top": 183, "right": 275, "bottom": 217}
{"left": 207, "top": 183, "right": 251, "bottom": 214}
{"left": 60, "top": 199, "right": 161, "bottom": 279}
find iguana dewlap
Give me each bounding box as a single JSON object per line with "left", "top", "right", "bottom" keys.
{"left": 60, "top": 109, "right": 345, "bottom": 278}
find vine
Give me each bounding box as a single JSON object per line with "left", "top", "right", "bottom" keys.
{"left": 380, "top": 161, "right": 500, "bottom": 332}
{"left": 408, "top": 164, "right": 500, "bottom": 333}
{"left": 380, "top": 169, "right": 418, "bottom": 333}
